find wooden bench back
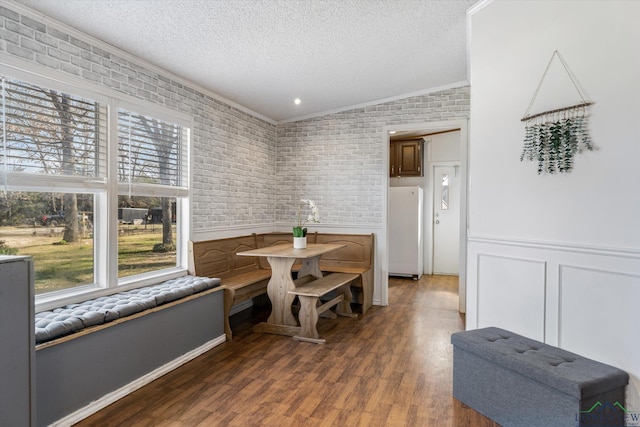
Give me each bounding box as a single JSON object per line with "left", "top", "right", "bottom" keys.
{"left": 189, "top": 232, "right": 374, "bottom": 276}
{"left": 188, "top": 234, "right": 260, "bottom": 279}
{"left": 316, "top": 233, "right": 374, "bottom": 270}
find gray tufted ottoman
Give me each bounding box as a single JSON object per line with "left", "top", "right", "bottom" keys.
{"left": 451, "top": 327, "right": 629, "bottom": 427}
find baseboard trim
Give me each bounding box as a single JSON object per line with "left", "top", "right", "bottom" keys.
{"left": 230, "top": 299, "right": 253, "bottom": 315}
{"left": 49, "top": 335, "right": 227, "bottom": 427}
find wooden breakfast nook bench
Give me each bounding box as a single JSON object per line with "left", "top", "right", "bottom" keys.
{"left": 316, "top": 233, "right": 374, "bottom": 315}
{"left": 190, "top": 232, "right": 375, "bottom": 340}
{"left": 188, "top": 234, "right": 271, "bottom": 341}
{"left": 289, "top": 272, "right": 359, "bottom": 344}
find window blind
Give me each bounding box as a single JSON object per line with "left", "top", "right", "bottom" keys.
{"left": 117, "top": 109, "right": 188, "bottom": 190}
{"left": 0, "top": 77, "right": 106, "bottom": 179}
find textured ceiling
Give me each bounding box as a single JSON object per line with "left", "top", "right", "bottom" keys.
{"left": 15, "top": 0, "right": 477, "bottom": 122}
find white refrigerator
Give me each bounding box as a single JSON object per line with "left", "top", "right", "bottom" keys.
{"left": 389, "top": 186, "right": 424, "bottom": 279}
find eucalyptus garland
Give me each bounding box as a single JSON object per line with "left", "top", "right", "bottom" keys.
{"left": 520, "top": 51, "right": 594, "bottom": 174}
{"left": 520, "top": 114, "right": 593, "bottom": 174}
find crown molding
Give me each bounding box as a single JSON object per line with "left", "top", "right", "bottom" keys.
{"left": 277, "top": 80, "right": 470, "bottom": 125}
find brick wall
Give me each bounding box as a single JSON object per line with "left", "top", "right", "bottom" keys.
{"left": 276, "top": 87, "right": 470, "bottom": 227}
{"left": 0, "top": 4, "right": 277, "bottom": 232}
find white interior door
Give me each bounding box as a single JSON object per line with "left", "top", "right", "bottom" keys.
{"left": 433, "top": 164, "right": 460, "bottom": 275}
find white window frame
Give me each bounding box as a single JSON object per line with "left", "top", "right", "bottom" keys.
{"left": 113, "top": 100, "right": 191, "bottom": 289}
{"left": 1, "top": 61, "right": 192, "bottom": 312}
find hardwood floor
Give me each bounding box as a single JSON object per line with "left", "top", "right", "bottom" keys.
{"left": 76, "top": 275, "right": 499, "bottom": 426}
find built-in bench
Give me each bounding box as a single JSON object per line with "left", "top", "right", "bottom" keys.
{"left": 451, "top": 327, "right": 629, "bottom": 427}
{"left": 35, "top": 275, "right": 220, "bottom": 345}
{"left": 188, "top": 233, "right": 271, "bottom": 341}
{"left": 189, "top": 232, "right": 375, "bottom": 341}
{"left": 289, "top": 272, "right": 359, "bottom": 344}
{"left": 316, "top": 233, "right": 374, "bottom": 314}
{"left": 34, "top": 275, "right": 224, "bottom": 425}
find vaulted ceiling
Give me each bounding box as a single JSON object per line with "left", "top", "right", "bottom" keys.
{"left": 15, "top": 0, "right": 477, "bottom": 122}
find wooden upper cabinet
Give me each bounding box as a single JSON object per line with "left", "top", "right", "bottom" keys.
{"left": 390, "top": 142, "right": 397, "bottom": 176}
{"left": 390, "top": 139, "right": 423, "bottom": 177}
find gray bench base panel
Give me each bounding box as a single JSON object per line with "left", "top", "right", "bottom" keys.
{"left": 36, "top": 288, "right": 224, "bottom": 427}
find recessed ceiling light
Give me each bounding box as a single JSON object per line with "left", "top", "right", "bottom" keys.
{"left": 294, "top": 98, "right": 301, "bottom": 105}
{"left": 389, "top": 130, "right": 396, "bottom": 134}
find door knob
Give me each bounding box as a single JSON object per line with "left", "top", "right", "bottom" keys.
{"left": 435, "top": 220, "right": 440, "bottom": 224}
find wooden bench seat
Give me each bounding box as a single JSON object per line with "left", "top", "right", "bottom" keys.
{"left": 316, "top": 233, "right": 374, "bottom": 314}
{"left": 220, "top": 269, "right": 271, "bottom": 289}
{"left": 289, "top": 272, "right": 359, "bottom": 344}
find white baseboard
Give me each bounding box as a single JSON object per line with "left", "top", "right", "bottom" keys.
{"left": 49, "top": 335, "right": 227, "bottom": 427}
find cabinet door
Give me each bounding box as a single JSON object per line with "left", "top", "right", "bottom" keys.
{"left": 390, "top": 143, "right": 397, "bottom": 176}
{"left": 397, "top": 140, "right": 422, "bottom": 176}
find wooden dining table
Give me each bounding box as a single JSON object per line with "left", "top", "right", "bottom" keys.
{"left": 236, "top": 243, "right": 346, "bottom": 336}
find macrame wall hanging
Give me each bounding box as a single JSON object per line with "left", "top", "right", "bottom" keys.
{"left": 520, "top": 50, "right": 594, "bottom": 174}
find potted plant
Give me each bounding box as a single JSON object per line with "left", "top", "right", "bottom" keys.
{"left": 293, "top": 199, "right": 320, "bottom": 249}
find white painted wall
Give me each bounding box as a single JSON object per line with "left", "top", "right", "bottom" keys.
{"left": 429, "top": 132, "right": 460, "bottom": 163}
{"left": 468, "top": 0, "right": 640, "bottom": 411}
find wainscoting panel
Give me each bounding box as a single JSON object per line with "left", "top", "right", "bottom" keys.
{"left": 467, "top": 237, "right": 640, "bottom": 412}
{"left": 559, "top": 265, "right": 640, "bottom": 411}
{"left": 477, "top": 254, "right": 547, "bottom": 341}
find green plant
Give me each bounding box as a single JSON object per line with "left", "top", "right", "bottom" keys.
{"left": 520, "top": 117, "right": 592, "bottom": 174}
{"left": 293, "top": 199, "right": 320, "bottom": 237}
{"left": 153, "top": 242, "right": 176, "bottom": 253}
{"left": 0, "top": 240, "right": 19, "bottom": 255}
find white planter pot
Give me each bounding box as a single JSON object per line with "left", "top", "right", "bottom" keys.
{"left": 293, "top": 236, "right": 307, "bottom": 249}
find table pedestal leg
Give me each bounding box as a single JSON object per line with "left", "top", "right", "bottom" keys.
{"left": 298, "top": 255, "right": 323, "bottom": 279}
{"left": 265, "top": 256, "right": 297, "bottom": 326}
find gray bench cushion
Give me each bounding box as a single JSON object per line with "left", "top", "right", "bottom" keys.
{"left": 451, "top": 327, "right": 629, "bottom": 399}
{"left": 35, "top": 275, "right": 220, "bottom": 344}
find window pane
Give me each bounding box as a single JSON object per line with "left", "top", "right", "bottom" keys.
{"left": 117, "top": 109, "right": 188, "bottom": 188}
{"left": 0, "top": 191, "right": 94, "bottom": 294}
{"left": 1, "top": 77, "right": 106, "bottom": 177}
{"left": 441, "top": 174, "right": 449, "bottom": 210}
{"left": 117, "top": 195, "right": 177, "bottom": 278}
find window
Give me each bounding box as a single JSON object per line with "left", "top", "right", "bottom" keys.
{"left": 117, "top": 195, "right": 177, "bottom": 278}
{"left": 1, "top": 77, "right": 105, "bottom": 294}
{"left": 117, "top": 108, "right": 188, "bottom": 280}
{"left": 1, "top": 72, "right": 190, "bottom": 307}
{"left": 441, "top": 174, "right": 449, "bottom": 210}
{"left": 0, "top": 191, "right": 95, "bottom": 294}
